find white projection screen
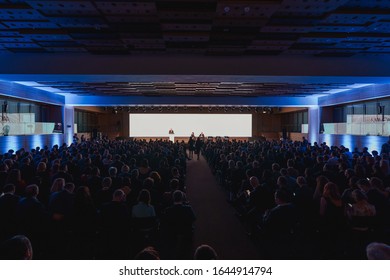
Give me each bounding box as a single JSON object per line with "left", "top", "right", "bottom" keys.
{"left": 129, "top": 114, "right": 252, "bottom": 137}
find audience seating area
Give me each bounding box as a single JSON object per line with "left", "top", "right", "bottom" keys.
{"left": 204, "top": 139, "right": 390, "bottom": 259}
{"left": 0, "top": 136, "right": 389, "bottom": 259}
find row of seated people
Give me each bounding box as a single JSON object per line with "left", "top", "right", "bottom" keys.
{"left": 3, "top": 232, "right": 390, "bottom": 260}
{"left": 0, "top": 139, "right": 196, "bottom": 259}
{"left": 204, "top": 138, "right": 390, "bottom": 259}
{"left": 0, "top": 233, "right": 219, "bottom": 260}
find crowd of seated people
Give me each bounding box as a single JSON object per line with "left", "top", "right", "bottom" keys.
{"left": 1, "top": 135, "right": 390, "bottom": 260}
{"left": 204, "top": 138, "right": 390, "bottom": 259}
{"left": 0, "top": 138, "right": 194, "bottom": 259}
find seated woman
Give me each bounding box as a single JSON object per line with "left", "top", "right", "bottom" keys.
{"left": 346, "top": 189, "right": 376, "bottom": 231}
{"left": 319, "top": 182, "right": 345, "bottom": 258}
{"left": 132, "top": 189, "right": 156, "bottom": 218}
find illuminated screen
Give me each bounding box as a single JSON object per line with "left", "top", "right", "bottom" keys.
{"left": 129, "top": 114, "right": 252, "bottom": 137}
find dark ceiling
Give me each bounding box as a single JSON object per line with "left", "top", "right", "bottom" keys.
{"left": 1, "top": 0, "right": 390, "bottom": 56}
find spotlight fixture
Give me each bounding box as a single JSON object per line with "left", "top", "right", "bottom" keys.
{"left": 174, "top": 106, "right": 178, "bottom": 112}
{"left": 208, "top": 106, "right": 212, "bottom": 112}
{"left": 112, "top": 107, "right": 118, "bottom": 114}
{"left": 262, "top": 107, "right": 273, "bottom": 114}
{"left": 159, "top": 106, "right": 163, "bottom": 112}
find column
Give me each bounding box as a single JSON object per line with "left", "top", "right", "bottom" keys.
{"left": 63, "top": 106, "right": 74, "bottom": 146}
{"left": 308, "top": 106, "right": 320, "bottom": 145}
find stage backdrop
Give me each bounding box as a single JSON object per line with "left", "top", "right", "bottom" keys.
{"left": 129, "top": 114, "right": 252, "bottom": 137}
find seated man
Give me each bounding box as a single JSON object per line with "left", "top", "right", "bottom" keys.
{"left": 260, "top": 189, "right": 298, "bottom": 259}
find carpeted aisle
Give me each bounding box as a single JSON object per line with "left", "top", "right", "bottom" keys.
{"left": 185, "top": 155, "right": 260, "bottom": 259}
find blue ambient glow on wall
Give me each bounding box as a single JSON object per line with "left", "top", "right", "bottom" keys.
{"left": 0, "top": 134, "right": 64, "bottom": 153}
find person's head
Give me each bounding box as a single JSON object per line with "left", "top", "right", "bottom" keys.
{"left": 272, "top": 163, "right": 280, "bottom": 172}
{"left": 63, "top": 182, "right": 75, "bottom": 194}
{"left": 352, "top": 189, "right": 368, "bottom": 203}
{"left": 143, "top": 177, "right": 154, "bottom": 190}
{"left": 108, "top": 166, "right": 117, "bottom": 177}
{"left": 172, "top": 190, "right": 185, "bottom": 204}
{"left": 2, "top": 183, "right": 15, "bottom": 194}
{"left": 131, "top": 169, "right": 139, "bottom": 178}
{"left": 135, "top": 246, "right": 160, "bottom": 260}
{"left": 366, "top": 242, "right": 390, "bottom": 260}
{"left": 323, "top": 182, "right": 340, "bottom": 200}
{"left": 138, "top": 189, "right": 151, "bottom": 205}
{"left": 121, "top": 165, "right": 130, "bottom": 174}
{"left": 280, "top": 168, "right": 288, "bottom": 177}
{"left": 50, "top": 178, "right": 65, "bottom": 193}
{"left": 36, "top": 162, "right": 46, "bottom": 172}
{"left": 102, "top": 177, "right": 112, "bottom": 189}
{"left": 0, "top": 235, "right": 33, "bottom": 260}
{"left": 150, "top": 171, "right": 162, "bottom": 184}
{"left": 75, "top": 186, "right": 91, "bottom": 201}
{"left": 171, "top": 166, "right": 179, "bottom": 176}
{"left": 169, "top": 178, "right": 180, "bottom": 191}
{"left": 276, "top": 176, "right": 288, "bottom": 187}
{"left": 274, "top": 189, "right": 291, "bottom": 205}
{"left": 25, "top": 184, "right": 39, "bottom": 198}
{"left": 249, "top": 176, "right": 260, "bottom": 189}
{"left": 112, "top": 189, "right": 126, "bottom": 202}
{"left": 296, "top": 176, "right": 307, "bottom": 187}
{"left": 344, "top": 168, "right": 355, "bottom": 179}
{"left": 194, "top": 244, "right": 218, "bottom": 260}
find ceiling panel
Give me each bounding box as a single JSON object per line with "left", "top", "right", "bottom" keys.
{"left": 0, "top": 0, "right": 389, "bottom": 56}
{"left": 0, "top": 1, "right": 387, "bottom": 101}
{"left": 26, "top": 80, "right": 370, "bottom": 98}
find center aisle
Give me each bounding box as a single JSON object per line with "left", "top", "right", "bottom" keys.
{"left": 185, "top": 155, "right": 260, "bottom": 259}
